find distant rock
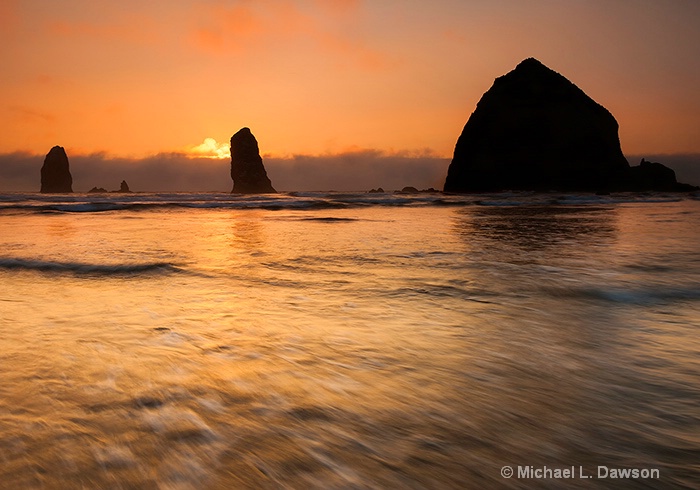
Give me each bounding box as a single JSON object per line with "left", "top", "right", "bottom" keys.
{"left": 117, "top": 180, "right": 131, "bottom": 193}
{"left": 395, "top": 186, "right": 440, "bottom": 194}
{"left": 89, "top": 181, "right": 132, "bottom": 193}
{"left": 627, "top": 159, "right": 698, "bottom": 192}
{"left": 40, "top": 146, "right": 73, "bottom": 193}
{"left": 230, "top": 127, "right": 276, "bottom": 194}
{"left": 443, "top": 58, "right": 696, "bottom": 193}
{"left": 368, "top": 187, "right": 385, "bottom": 193}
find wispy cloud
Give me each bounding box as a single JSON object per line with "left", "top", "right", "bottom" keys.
{"left": 8, "top": 106, "right": 57, "bottom": 124}
{"left": 190, "top": 0, "right": 394, "bottom": 70}
{"left": 47, "top": 13, "right": 161, "bottom": 46}
{"left": 191, "top": 3, "right": 265, "bottom": 53}
{"left": 312, "top": 0, "right": 361, "bottom": 17}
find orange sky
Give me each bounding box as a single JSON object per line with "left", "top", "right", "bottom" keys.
{"left": 2, "top": 0, "right": 700, "bottom": 160}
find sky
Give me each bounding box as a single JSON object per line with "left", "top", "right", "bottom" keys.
{"left": 1, "top": 0, "right": 700, "bottom": 191}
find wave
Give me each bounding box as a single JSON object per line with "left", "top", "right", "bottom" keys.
{"left": 547, "top": 285, "right": 700, "bottom": 305}
{"left": 0, "top": 197, "right": 352, "bottom": 213}
{"left": 0, "top": 257, "right": 184, "bottom": 276}
{"left": 297, "top": 217, "right": 359, "bottom": 222}
{"left": 0, "top": 191, "right": 697, "bottom": 214}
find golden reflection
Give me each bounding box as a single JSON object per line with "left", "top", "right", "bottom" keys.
{"left": 47, "top": 216, "right": 78, "bottom": 239}
{"left": 229, "top": 211, "right": 266, "bottom": 254}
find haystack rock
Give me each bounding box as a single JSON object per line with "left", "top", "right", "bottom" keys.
{"left": 40, "top": 146, "right": 73, "bottom": 193}
{"left": 230, "top": 127, "right": 276, "bottom": 194}
{"left": 445, "top": 58, "right": 630, "bottom": 193}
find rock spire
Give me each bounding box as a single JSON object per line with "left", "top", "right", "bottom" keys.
{"left": 230, "top": 127, "right": 276, "bottom": 194}
{"left": 40, "top": 146, "right": 73, "bottom": 193}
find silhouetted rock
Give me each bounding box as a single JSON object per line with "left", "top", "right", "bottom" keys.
{"left": 628, "top": 159, "right": 698, "bottom": 192}
{"left": 88, "top": 187, "right": 108, "bottom": 193}
{"left": 118, "top": 180, "right": 131, "bottom": 193}
{"left": 368, "top": 188, "right": 385, "bottom": 193}
{"left": 444, "top": 59, "right": 698, "bottom": 193}
{"left": 395, "top": 186, "right": 440, "bottom": 194}
{"left": 444, "top": 58, "right": 631, "bottom": 193}
{"left": 40, "top": 146, "right": 73, "bottom": 193}
{"left": 230, "top": 127, "right": 276, "bottom": 194}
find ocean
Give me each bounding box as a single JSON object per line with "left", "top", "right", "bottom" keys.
{"left": 1, "top": 191, "right": 699, "bottom": 489}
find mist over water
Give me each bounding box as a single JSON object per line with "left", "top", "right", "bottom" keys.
{"left": 1, "top": 192, "right": 699, "bottom": 488}
{"left": 0, "top": 152, "right": 451, "bottom": 192}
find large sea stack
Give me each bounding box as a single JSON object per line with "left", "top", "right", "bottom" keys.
{"left": 230, "top": 127, "right": 276, "bottom": 194}
{"left": 40, "top": 146, "right": 73, "bottom": 193}
{"left": 444, "top": 58, "right": 695, "bottom": 193}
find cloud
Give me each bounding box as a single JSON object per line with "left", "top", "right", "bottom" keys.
{"left": 190, "top": 0, "right": 393, "bottom": 70}
{"left": 312, "top": 0, "right": 361, "bottom": 17}
{"left": 266, "top": 150, "right": 448, "bottom": 191}
{"left": 5, "top": 149, "right": 698, "bottom": 193}
{"left": 46, "top": 13, "right": 160, "bottom": 46}
{"left": 8, "top": 106, "right": 57, "bottom": 124}
{"left": 0, "top": 152, "right": 39, "bottom": 190}
{"left": 314, "top": 30, "right": 392, "bottom": 71}
{"left": 0, "top": 149, "right": 449, "bottom": 192}
{"left": 187, "top": 138, "right": 231, "bottom": 159}
{"left": 191, "top": 3, "right": 266, "bottom": 53}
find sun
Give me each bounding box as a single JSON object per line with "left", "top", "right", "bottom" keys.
{"left": 188, "top": 138, "right": 231, "bottom": 159}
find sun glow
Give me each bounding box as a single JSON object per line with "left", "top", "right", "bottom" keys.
{"left": 188, "top": 138, "right": 230, "bottom": 159}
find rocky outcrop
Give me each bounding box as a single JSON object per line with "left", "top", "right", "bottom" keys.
{"left": 444, "top": 58, "right": 692, "bottom": 193}
{"left": 40, "top": 146, "right": 73, "bottom": 193}
{"left": 88, "top": 181, "right": 131, "bottom": 193}
{"left": 628, "top": 159, "right": 698, "bottom": 192}
{"left": 118, "top": 180, "right": 131, "bottom": 193}
{"left": 396, "top": 186, "right": 440, "bottom": 194}
{"left": 230, "top": 127, "right": 276, "bottom": 194}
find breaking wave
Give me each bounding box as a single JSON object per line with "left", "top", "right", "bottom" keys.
{"left": 546, "top": 284, "right": 700, "bottom": 305}
{"left": 0, "top": 257, "right": 184, "bottom": 276}
{"left": 0, "top": 191, "right": 696, "bottom": 214}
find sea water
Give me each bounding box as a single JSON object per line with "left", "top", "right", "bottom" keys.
{"left": 0, "top": 191, "right": 699, "bottom": 489}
